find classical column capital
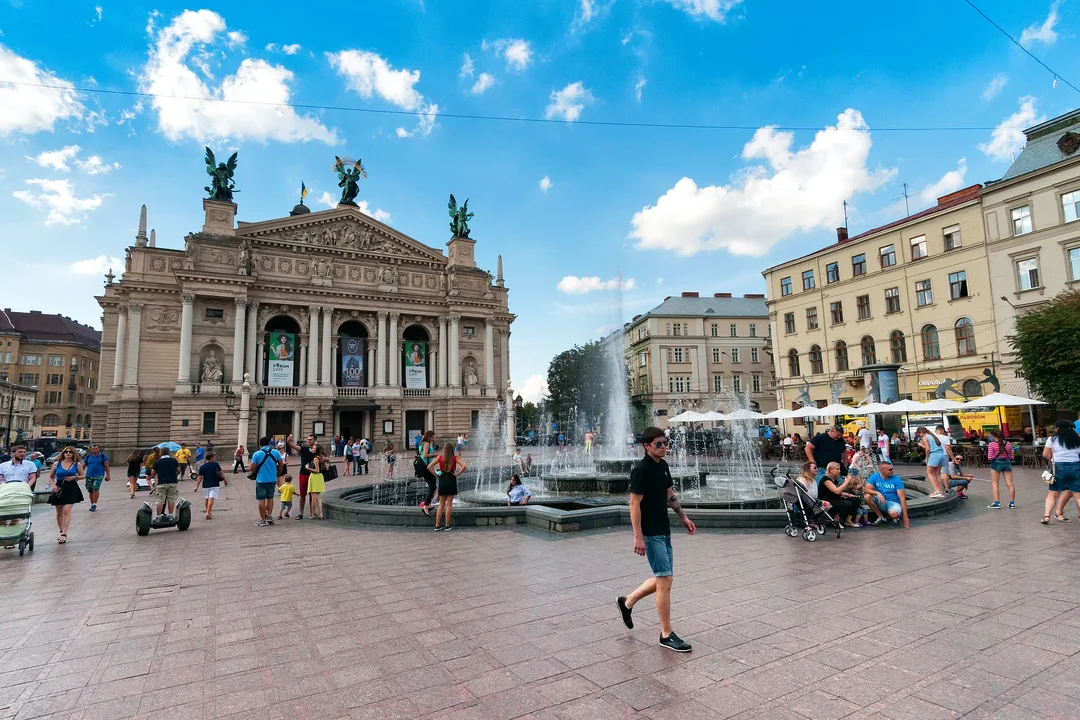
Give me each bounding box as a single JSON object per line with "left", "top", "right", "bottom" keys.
{"left": 234, "top": 297, "right": 248, "bottom": 308}
{"left": 118, "top": 305, "right": 129, "bottom": 316}
{"left": 438, "top": 315, "right": 447, "bottom": 326}
{"left": 180, "top": 293, "right": 195, "bottom": 305}
{"left": 448, "top": 314, "right": 461, "bottom": 323}
{"left": 388, "top": 312, "right": 400, "bottom": 321}
{"left": 377, "top": 311, "right": 388, "bottom": 321}
{"left": 129, "top": 302, "right": 145, "bottom": 313}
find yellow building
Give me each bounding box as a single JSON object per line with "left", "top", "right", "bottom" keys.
{"left": 762, "top": 185, "right": 1002, "bottom": 420}
{"left": 621, "top": 292, "right": 777, "bottom": 429}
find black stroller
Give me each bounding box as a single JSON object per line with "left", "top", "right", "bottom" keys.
{"left": 776, "top": 474, "right": 843, "bottom": 542}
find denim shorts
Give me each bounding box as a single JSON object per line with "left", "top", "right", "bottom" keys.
{"left": 643, "top": 535, "right": 673, "bottom": 577}
{"left": 874, "top": 498, "right": 902, "bottom": 517}
{"left": 1050, "top": 461, "right": 1080, "bottom": 493}
{"left": 255, "top": 482, "right": 276, "bottom": 500}
{"left": 927, "top": 451, "right": 948, "bottom": 468}
{"left": 989, "top": 458, "right": 1012, "bottom": 472}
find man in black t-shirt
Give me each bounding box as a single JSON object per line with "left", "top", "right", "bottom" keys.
{"left": 616, "top": 426, "right": 696, "bottom": 653}
{"left": 150, "top": 447, "right": 181, "bottom": 519}
{"left": 806, "top": 426, "right": 847, "bottom": 481}
{"left": 288, "top": 434, "right": 317, "bottom": 519}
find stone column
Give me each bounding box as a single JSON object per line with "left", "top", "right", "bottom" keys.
{"left": 449, "top": 315, "right": 460, "bottom": 387}
{"left": 298, "top": 336, "right": 307, "bottom": 386}
{"left": 367, "top": 346, "right": 375, "bottom": 387}
{"left": 307, "top": 306, "right": 320, "bottom": 386}
{"left": 292, "top": 411, "right": 301, "bottom": 439}
{"left": 178, "top": 293, "right": 195, "bottom": 383}
{"left": 124, "top": 302, "right": 143, "bottom": 387}
{"left": 255, "top": 332, "right": 265, "bottom": 385}
{"left": 258, "top": 409, "right": 267, "bottom": 440}
{"left": 388, "top": 313, "right": 399, "bottom": 387}
{"left": 245, "top": 301, "right": 259, "bottom": 379}
{"left": 112, "top": 307, "right": 127, "bottom": 388}
{"left": 377, "top": 312, "right": 388, "bottom": 386}
{"left": 232, "top": 298, "right": 247, "bottom": 384}
{"left": 237, "top": 374, "right": 251, "bottom": 452}
{"left": 431, "top": 350, "right": 438, "bottom": 388}
{"left": 500, "top": 329, "right": 510, "bottom": 390}
{"left": 438, "top": 317, "right": 448, "bottom": 387}
{"left": 321, "top": 308, "right": 332, "bottom": 386}
{"left": 484, "top": 319, "right": 495, "bottom": 389}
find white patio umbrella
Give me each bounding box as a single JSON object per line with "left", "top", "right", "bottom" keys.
{"left": 699, "top": 411, "right": 728, "bottom": 421}
{"left": 667, "top": 411, "right": 697, "bottom": 423}
{"left": 881, "top": 399, "right": 934, "bottom": 413}
{"left": 725, "top": 408, "right": 765, "bottom": 420}
{"left": 813, "top": 403, "right": 867, "bottom": 417}
{"left": 764, "top": 408, "right": 802, "bottom": 419}
{"left": 922, "top": 398, "right": 968, "bottom": 412}
{"left": 961, "top": 392, "right": 1048, "bottom": 408}
{"left": 856, "top": 402, "right": 894, "bottom": 414}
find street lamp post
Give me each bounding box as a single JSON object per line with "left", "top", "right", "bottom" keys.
{"left": 514, "top": 394, "right": 523, "bottom": 437}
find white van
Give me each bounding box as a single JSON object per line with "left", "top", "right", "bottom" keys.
{"left": 900, "top": 413, "right": 963, "bottom": 441}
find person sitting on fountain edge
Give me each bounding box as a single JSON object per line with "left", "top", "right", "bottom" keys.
{"left": 863, "top": 460, "right": 910, "bottom": 529}
{"left": 616, "top": 426, "right": 696, "bottom": 653}
{"left": 507, "top": 474, "right": 532, "bottom": 505}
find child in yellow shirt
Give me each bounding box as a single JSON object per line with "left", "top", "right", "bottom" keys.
{"left": 277, "top": 475, "right": 296, "bottom": 520}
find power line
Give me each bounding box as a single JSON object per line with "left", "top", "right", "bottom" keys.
{"left": 0, "top": 79, "right": 1018, "bottom": 133}
{"left": 961, "top": 0, "right": 1080, "bottom": 94}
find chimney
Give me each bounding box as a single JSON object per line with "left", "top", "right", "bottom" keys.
{"left": 681, "top": 291, "right": 699, "bottom": 298}
{"left": 836, "top": 227, "right": 849, "bottom": 243}
{"left": 743, "top": 293, "right": 765, "bottom": 299}
{"left": 663, "top": 296, "right": 671, "bottom": 301}
{"left": 714, "top": 293, "right": 732, "bottom": 298}
{"left": 632, "top": 314, "right": 642, "bottom": 321}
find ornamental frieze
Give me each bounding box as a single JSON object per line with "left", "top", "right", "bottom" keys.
{"left": 252, "top": 219, "right": 428, "bottom": 259}
{"left": 145, "top": 305, "right": 181, "bottom": 331}
{"left": 150, "top": 257, "right": 167, "bottom": 272}
{"left": 200, "top": 247, "right": 236, "bottom": 264}
{"left": 296, "top": 259, "right": 310, "bottom": 276}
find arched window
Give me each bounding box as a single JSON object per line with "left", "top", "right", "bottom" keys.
{"left": 955, "top": 317, "right": 976, "bottom": 356}
{"left": 75, "top": 414, "right": 83, "bottom": 427}
{"left": 834, "top": 341, "right": 849, "bottom": 372}
{"left": 41, "top": 414, "right": 59, "bottom": 427}
{"left": 860, "top": 336, "right": 877, "bottom": 366}
{"left": 84, "top": 414, "right": 91, "bottom": 428}
{"left": 787, "top": 349, "right": 801, "bottom": 377}
{"left": 808, "top": 345, "right": 824, "bottom": 374}
{"left": 889, "top": 331, "right": 907, "bottom": 363}
{"left": 962, "top": 379, "right": 982, "bottom": 398}
{"left": 921, "top": 324, "right": 940, "bottom": 360}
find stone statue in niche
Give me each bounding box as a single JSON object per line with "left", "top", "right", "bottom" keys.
{"left": 463, "top": 363, "right": 479, "bottom": 387}
{"left": 238, "top": 241, "right": 251, "bottom": 275}
{"left": 185, "top": 235, "right": 196, "bottom": 261}
{"left": 201, "top": 350, "right": 223, "bottom": 383}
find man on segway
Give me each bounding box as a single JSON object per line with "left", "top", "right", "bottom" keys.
{"left": 150, "top": 447, "right": 181, "bottom": 520}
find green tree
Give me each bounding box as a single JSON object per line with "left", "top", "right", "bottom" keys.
{"left": 1009, "top": 289, "right": 1080, "bottom": 411}
{"left": 546, "top": 341, "right": 613, "bottom": 436}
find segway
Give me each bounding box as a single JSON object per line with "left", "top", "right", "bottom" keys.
{"left": 136, "top": 499, "right": 192, "bottom": 536}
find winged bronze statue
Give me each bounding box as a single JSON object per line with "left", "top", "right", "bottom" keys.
{"left": 334, "top": 156, "right": 367, "bottom": 207}
{"left": 204, "top": 147, "right": 238, "bottom": 203}
{"left": 448, "top": 194, "right": 474, "bottom": 238}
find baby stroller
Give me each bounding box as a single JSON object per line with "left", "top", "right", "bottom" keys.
{"left": 0, "top": 482, "right": 35, "bottom": 556}
{"left": 776, "top": 475, "right": 842, "bottom": 542}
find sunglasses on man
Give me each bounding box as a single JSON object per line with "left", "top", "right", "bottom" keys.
{"left": 651, "top": 440, "right": 669, "bottom": 448}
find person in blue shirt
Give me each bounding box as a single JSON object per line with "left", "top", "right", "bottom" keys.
{"left": 1074, "top": 411, "right": 1080, "bottom": 436}
{"left": 507, "top": 474, "right": 533, "bottom": 505}
{"left": 250, "top": 436, "right": 283, "bottom": 527}
{"left": 80, "top": 444, "right": 110, "bottom": 512}
{"left": 863, "top": 461, "right": 910, "bottom": 528}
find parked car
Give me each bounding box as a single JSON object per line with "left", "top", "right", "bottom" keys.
{"left": 44, "top": 447, "right": 88, "bottom": 467}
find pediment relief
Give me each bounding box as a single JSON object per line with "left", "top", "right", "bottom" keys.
{"left": 242, "top": 213, "right": 444, "bottom": 263}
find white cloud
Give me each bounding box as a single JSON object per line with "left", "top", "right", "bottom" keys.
{"left": 460, "top": 53, "right": 474, "bottom": 78}
{"left": 665, "top": 0, "right": 742, "bottom": 22}
{"left": 517, "top": 373, "right": 548, "bottom": 404}
{"left": 328, "top": 49, "right": 424, "bottom": 110}
{"left": 484, "top": 38, "right": 532, "bottom": 71}
{"left": 982, "top": 74, "right": 1007, "bottom": 101}
{"left": 13, "top": 178, "right": 106, "bottom": 226}
{"left": 1020, "top": 1, "right": 1060, "bottom": 47}
{"left": 264, "top": 42, "right": 276, "bottom": 52}
{"left": 557, "top": 275, "right": 636, "bottom": 294}
{"left": 318, "top": 191, "right": 337, "bottom": 209}
{"left": 28, "top": 145, "right": 81, "bottom": 171}
{"left": 979, "top": 96, "right": 1044, "bottom": 162}
{"left": 545, "top": 82, "right": 593, "bottom": 122}
{"left": 0, "top": 45, "right": 86, "bottom": 137}
{"left": 138, "top": 10, "right": 337, "bottom": 144}
{"left": 316, "top": 191, "right": 390, "bottom": 222}
{"left": 94, "top": 6, "right": 102, "bottom": 22}
{"left": 635, "top": 76, "right": 647, "bottom": 102}
{"left": 917, "top": 158, "right": 967, "bottom": 205}
{"left": 281, "top": 43, "right": 301, "bottom": 55}
{"left": 580, "top": 0, "right": 597, "bottom": 23}
{"left": 226, "top": 30, "right": 247, "bottom": 48}
{"left": 471, "top": 73, "right": 495, "bottom": 95}
{"left": 539, "top": 176, "right": 552, "bottom": 192}
{"left": 394, "top": 103, "right": 438, "bottom": 138}
{"left": 27, "top": 145, "right": 119, "bottom": 174}
{"left": 71, "top": 255, "right": 125, "bottom": 275}
{"left": 629, "top": 108, "right": 893, "bottom": 257}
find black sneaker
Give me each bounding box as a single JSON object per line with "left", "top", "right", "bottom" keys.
{"left": 265, "top": 517, "right": 274, "bottom": 525}
{"left": 617, "top": 596, "right": 634, "bottom": 629}
{"left": 659, "top": 632, "right": 692, "bottom": 653}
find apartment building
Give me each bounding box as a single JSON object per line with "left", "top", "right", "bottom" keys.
{"left": 983, "top": 107, "right": 1080, "bottom": 393}
{"left": 0, "top": 379, "right": 37, "bottom": 448}
{"left": 0, "top": 310, "right": 102, "bottom": 441}
{"left": 762, "top": 184, "right": 1001, "bottom": 411}
{"left": 621, "top": 292, "right": 776, "bottom": 429}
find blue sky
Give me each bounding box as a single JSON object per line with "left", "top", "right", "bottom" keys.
{"left": 1, "top": 0, "right": 1077, "bottom": 401}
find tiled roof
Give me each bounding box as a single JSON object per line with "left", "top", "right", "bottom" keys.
{"left": 639, "top": 296, "right": 768, "bottom": 319}
{"left": 0, "top": 310, "right": 101, "bottom": 349}
{"left": 1001, "top": 108, "right": 1080, "bottom": 181}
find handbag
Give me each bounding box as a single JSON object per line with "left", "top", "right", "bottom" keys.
{"left": 1042, "top": 460, "right": 1055, "bottom": 485}
{"left": 326, "top": 461, "right": 338, "bottom": 481}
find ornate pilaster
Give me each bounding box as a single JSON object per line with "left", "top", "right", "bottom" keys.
{"left": 388, "top": 312, "right": 400, "bottom": 387}
{"left": 178, "top": 293, "right": 195, "bottom": 384}
{"left": 438, "top": 317, "right": 448, "bottom": 388}
{"left": 321, "top": 306, "right": 333, "bottom": 386}
{"left": 449, "top": 314, "right": 461, "bottom": 388}
{"left": 232, "top": 297, "right": 247, "bottom": 384}
{"left": 125, "top": 302, "right": 144, "bottom": 387}
{"left": 112, "top": 306, "right": 128, "bottom": 388}
{"left": 245, "top": 301, "right": 259, "bottom": 379}
{"left": 307, "top": 306, "right": 320, "bottom": 387}
{"left": 377, "top": 312, "right": 388, "bottom": 386}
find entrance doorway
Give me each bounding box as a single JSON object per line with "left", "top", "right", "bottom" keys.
{"left": 266, "top": 411, "right": 293, "bottom": 440}
{"left": 340, "top": 410, "right": 367, "bottom": 440}
{"left": 405, "top": 410, "right": 426, "bottom": 452}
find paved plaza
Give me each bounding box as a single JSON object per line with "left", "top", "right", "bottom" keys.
{"left": 3, "top": 463, "right": 1080, "bottom": 720}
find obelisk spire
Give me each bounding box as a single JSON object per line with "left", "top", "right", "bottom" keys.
{"left": 149, "top": 229, "right": 156, "bottom": 248}
{"left": 496, "top": 254, "right": 504, "bottom": 287}
{"left": 135, "top": 204, "right": 148, "bottom": 247}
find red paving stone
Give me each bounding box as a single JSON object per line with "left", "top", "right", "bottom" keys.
{"left": 2, "top": 465, "right": 1080, "bottom": 719}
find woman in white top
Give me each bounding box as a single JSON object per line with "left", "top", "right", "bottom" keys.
{"left": 1041, "top": 420, "right": 1080, "bottom": 524}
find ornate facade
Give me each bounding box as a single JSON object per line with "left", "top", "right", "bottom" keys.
{"left": 95, "top": 197, "right": 513, "bottom": 455}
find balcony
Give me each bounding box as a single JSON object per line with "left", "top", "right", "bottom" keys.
{"left": 189, "top": 383, "right": 229, "bottom": 395}
{"left": 403, "top": 389, "right": 430, "bottom": 398}
{"left": 263, "top": 386, "right": 300, "bottom": 397}
{"left": 335, "top": 387, "right": 370, "bottom": 398}
{"left": 460, "top": 387, "right": 489, "bottom": 396}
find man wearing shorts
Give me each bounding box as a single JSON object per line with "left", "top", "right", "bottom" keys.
{"left": 864, "top": 461, "right": 910, "bottom": 529}
{"left": 287, "top": 434, "right": 317, "bottom": 519}
{"left": 81, "top": 444, "right": 110, "bottom": 512}
{"left": 175, "top": 443, "right": 192, "bottom": 479}
{"left": 250, "top": 437, "right": 283, "bottom": 527}
{"left": 150, "top": 447, "right": 180, "bottom": 520}
{"left": 616, "top": 426, "right": 696, "bottom": 653}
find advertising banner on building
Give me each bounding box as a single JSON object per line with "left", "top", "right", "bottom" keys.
{"left": 267, "top": 332, "right": 295, "bottom": 387}
{"left": 341, "top": 337, "right": 365, "bottom": 387}
{"left": 403, "top": 341, "right": 427, "bottom": 389}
